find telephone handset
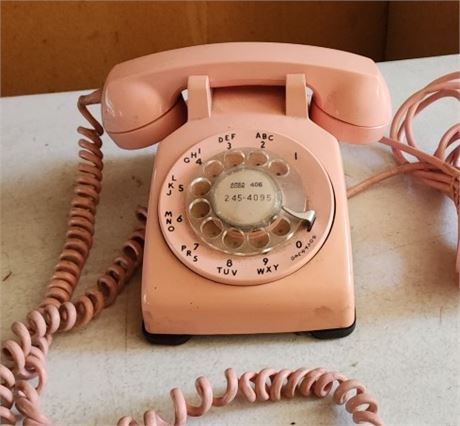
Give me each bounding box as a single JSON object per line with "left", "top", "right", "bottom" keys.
{"left": 2, "top": 43, "right": 458, "bottom": 426}
{"left": 101, "top": 42, "right": 391, "bottom": 148}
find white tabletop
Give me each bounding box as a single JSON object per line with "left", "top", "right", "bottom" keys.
{"left": 1, "top": 54, "right": 459, "bottom": 426}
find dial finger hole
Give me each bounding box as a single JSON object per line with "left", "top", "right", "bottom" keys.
{"left": 269, "top": 159, "right": 289, "bottom": 176}
{"left": 204, "top": 160, "right": 224, "bottom": 178}
{"left": 224, "top": 151, "right": 245, "bottom": 168}
{"left": 248, "top": 229, "right": 270, "bottom": 249}
{"left": 189, "top": 198, "right": 211, "bottom": 219}
{"left": 270, "top": 217, "right": 291, "bottom": 236}
{"left": 222, "top": 228, "right": 245, "bottom": 250}
{"left": 190, "top": 178, "right": 211, "bottom": 197}
{"left": 247, "top": 150, "right": 269, "bottom": 167}
{"left": 201, "top": 217, "right": 223, "bottom": 239}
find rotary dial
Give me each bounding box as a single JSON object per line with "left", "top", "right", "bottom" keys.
{"left": 158, "top": 129, "right": 334, "bottom": 286}
{"left": 185, "top": 148, "right": 309, "bottom": 255}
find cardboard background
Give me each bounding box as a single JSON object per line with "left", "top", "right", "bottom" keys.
{"left": 1, "top": 1, "right": 458, "bottom": 96}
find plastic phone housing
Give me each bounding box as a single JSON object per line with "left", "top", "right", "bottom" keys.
{"left": 99, "top": 43, "right": 393, "bottom": 337}
{"left": 141, "top": 81, "right": 355, "bottom": 336}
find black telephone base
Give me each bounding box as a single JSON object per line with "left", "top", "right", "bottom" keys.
{"left": 308, "top": 317, "right": 356, "bottom": 340}
{"left": 142, "top": 317, "right": 356, "bottom": 346}
{"left": 142, "top": 323, "right": 192, "bottom": 346}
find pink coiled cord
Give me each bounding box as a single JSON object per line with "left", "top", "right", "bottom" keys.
{"left": 118, "top": 368, "right": 381, "bottom": 426}
{"left": 1, "top": 73, "right": 459, "bottom": 425}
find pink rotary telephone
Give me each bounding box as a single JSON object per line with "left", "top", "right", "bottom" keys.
{"left": 1, "top": 43, "right": 458, "bottom": 426}
{"left": 103, "top": 43, "right": 391, "bottom": 342}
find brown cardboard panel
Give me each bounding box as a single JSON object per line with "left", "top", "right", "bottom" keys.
{"left": 206, "top": 1, "right": 388, "bottom": 59}
{"left": 385, "top": 1, "right": 459, "bottom": 60}
{"left": 1, "top": 2, "right": 207, "bottom": 95}
{"left": 1, "top": 1, "right": 387, "bottom": 96}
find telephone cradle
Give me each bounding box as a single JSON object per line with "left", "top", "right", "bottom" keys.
{"left": 2, "top": 43, "right": 458, "bottom": 426}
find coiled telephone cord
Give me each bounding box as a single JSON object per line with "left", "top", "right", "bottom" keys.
{"left": 0, "top": 90, "right": 148, "bottom": 425}
{"left": 1, "top": 73, "right": 459, "bottom": 426}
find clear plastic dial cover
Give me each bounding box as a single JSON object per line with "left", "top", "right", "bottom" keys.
{"left": 185, "top": 148, "right": 307, "bottom": 256}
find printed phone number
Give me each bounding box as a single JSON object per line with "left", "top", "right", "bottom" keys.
{"left": 224, "top": 194, "right": 273, "bottom": 202}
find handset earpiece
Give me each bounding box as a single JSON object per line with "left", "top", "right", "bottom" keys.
{"left": 309, "top": 69, "right": 391, "bottom": 144}
{"left": 310, "top": 99, "right": 389, "bottom": 144}
{"left": 101, "top": 79, "right": 187, "bottom": 149}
